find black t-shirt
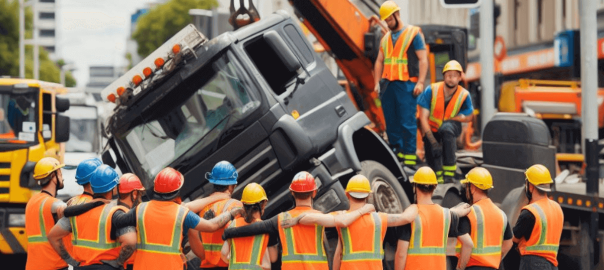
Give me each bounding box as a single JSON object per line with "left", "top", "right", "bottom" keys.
{"left": 222, "top": 214, "right": 285, "bottom": 247}
{"left": 513, "top": 209, "right": 536, "bottom": 240}
{"left": 457, "top": 216, "right": 513, "bottom": 240}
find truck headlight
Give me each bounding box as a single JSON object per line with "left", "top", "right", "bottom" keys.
{"left": 8, "top": 213, "right": 26, "bottom": 227}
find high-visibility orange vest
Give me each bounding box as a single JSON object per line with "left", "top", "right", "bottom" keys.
{"left": 518, "top": 198, "right": 564, "bottom": 266}
{"left": 25, "top": 192, "right": 69, "bottom": 270}
{"left": 405, "top": 204, "right": 450, "bottom": 270}
{"left": 133, "top": 200, "right": 189, "bottom": 270}
{"left": 455, "top": 199, "right": 508, "bottom": 268}
{"left": 199, "top": 198, "right": 242, "bottom": 268}
{"left": 70, "top": 202, "right": 125, "bottom": 266}
{"left": 227, "top": 217, "right": 269, "bottom": 270}
{"left": 67, "top": 193, "right": 93, "bottom": 206}
{"left": 428, "top": 82, "right": 469, "bottom": 132}
{"left": 278, "top": 206, "right": 328, "bottom": 270}
{"left": 381, "top": 26, "right": 421, "bottom": 82}
{"left": 337, "top": 212, "right": 388, "bottom": 270}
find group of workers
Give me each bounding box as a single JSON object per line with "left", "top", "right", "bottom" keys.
{"left": 24, "top": 152, "right": 563, "bottom": 270}
{"left": 375, "top": 1, "right": 474, "bottom": 183}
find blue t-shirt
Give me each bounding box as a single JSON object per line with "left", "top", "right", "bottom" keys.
{"left": 183, "top": 210, "right": 202, "bottom": 231}
{"left": 417, "top": 85, "right": 474, "bottom": 116}
{"left": 391, "top": 27, "right": 426, "bottom": 51}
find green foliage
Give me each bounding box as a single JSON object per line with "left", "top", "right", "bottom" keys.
{"left": 133, "top": 0, "right": 218, "bottom": 57}
{"left": 0, "top": 0, "right": 76, "bottom": 87}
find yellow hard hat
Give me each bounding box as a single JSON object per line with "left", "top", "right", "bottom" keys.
{"left": 460, "top": 167, "right": 493, "bottom": 190}
{"left": 345, "top": 175, "right": 372, "bottom": 199}
{"left": 410, "top": 166, "right": 438, "bottom": 185}
{"left": 525, "top": 164, "right": 553, "bottom": 192}
{"left": 442, "top": 60, "right": 463, "bottom": 74}
{"left": 33, "top": 157, "right": 64, "bottom": 180}
{"left": 379, "top": 1, "right": 400, "bottom": 20}
{"left": 241, "top": 183, "right": 268, "bottom": 205}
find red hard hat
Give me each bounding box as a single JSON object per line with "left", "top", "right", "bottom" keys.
{"left": 289, "top": 171, "right": 317, "bottom": 192}
{"left": 154, "top": 167, "right": 184, "bottom": 194}
{"left": 119, "top": 173, "right": 145, "bottom": 194}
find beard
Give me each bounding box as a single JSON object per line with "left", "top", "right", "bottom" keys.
{"left": 445, "top": 82, "right": 458, "bottom": 89}
{"left": 389, "top": 16, "right": 399, "bottom": 31}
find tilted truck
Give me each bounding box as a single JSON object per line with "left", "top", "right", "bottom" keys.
{"left": 0, "top": 78, "right": 70, "bottom": 255}
{"left": 98, "top": 12, "right": 595, "bottom": 270}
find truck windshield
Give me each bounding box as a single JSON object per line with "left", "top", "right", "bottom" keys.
{"left": 64, "top": 106, "right": 99, "bottom": 153}
{"left": 117, "top": 53, "right": 260, "bottom": 179}
{"left": 0, "top": 92, "right": 38, "bottom": 143}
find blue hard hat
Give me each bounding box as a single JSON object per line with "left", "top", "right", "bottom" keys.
{"left": 90, "top": 165, "right": 119, "bottom": 194}
{"left": 75, "top": 158, "right": 102, "bottom": 185}
{"left": 205, "top": 161, "right": 238, "bottom": 185}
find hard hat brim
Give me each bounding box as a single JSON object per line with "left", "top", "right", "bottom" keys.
{"left": 460, "top": 179, "right": 493, "bottom": 190}
{"left": 381, "top": 6, "right": 401, "bottom": 20}
{"left": 349, "top": 192, "right": 370, "bottom": 199}
{"left": 534, "top": 184, "right": 552, "bottom": 192}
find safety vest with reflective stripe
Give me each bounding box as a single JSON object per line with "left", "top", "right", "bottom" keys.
{"left": 200, "top": 198, "right": 242, "bottom": 268}
{"left": 518, "top": 198, "right": 564, "bottom": 267}
{"left": 337, "top": 212, "right": 388, "bottom": 270}
{"left": 70, "top": 202, "right": 124, "bottom": 266}
{"left": 455, "top": 199, "right": 508, "bottom": 268}
{"left": 278, "top": 206, "right": 328, "bottom": 270}
{"left": 428, "top": 82, "right": 469, "bottom": 132}
{"left": 134, "top": 200, "right": 189, "bottom": 270}
{"left": 405, "top": 204, "right": 450, "bottom": 270}
{"left": 25, "top": 192, "right": 69, "bottom": 270}
{"left": 381, "top": 26, "right": 421, "bottom": 82}
{"left": 228, "top": 217, "right": 269, "bottom": 270}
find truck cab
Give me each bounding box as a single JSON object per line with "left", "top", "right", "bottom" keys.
{"left": 102, "top": 12, "right": 411, "bottom": 223}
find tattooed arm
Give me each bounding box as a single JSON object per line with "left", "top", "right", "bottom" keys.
{"left": 47, "top": 222, "right": 79, "bottom": 266}
{"left": 386, "top": 204, "right": 418, "bottom": 227}
{"left": 194, "top": 207, "right": 243, "bottom": 232}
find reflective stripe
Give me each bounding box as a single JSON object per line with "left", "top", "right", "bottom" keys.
{"left": 444, "top": 171, "right": 456, "bottom": 177}
{"left": 404, "top": 160, "right": 417, "bottom": 165}
{"left": 404, "top": 154, "right": 417, "bottom": 160}
{"left": 435, "top": 171, "right": 443, "bottom": 176}
{"left": 137, "top": 202, "right": 186, "bottom": 254}
{"left": 27, "top": 198, "right": 50, "bottom": 243}
{"left": 281, "top": 213, "right": 327, "bottom": 263}
{"left": 442, "top": 165, "right": 457, "bottom": 171}
{"left": 341, "top": 213, "right": 383, "bottom": 262}
{"left": 524, "top": 205, "right": 560, "bottom": 253}
{"left": 203, "top": 243, "right": 223, "bottom": 252}
{"left": 71, "top": 205, "right": 119, "bottom": 249}
{"left": 408, "top": 208, "right": 450, "bottom": 255}
{"left": 397, "top": 152, "right": 404, "bottom": 159}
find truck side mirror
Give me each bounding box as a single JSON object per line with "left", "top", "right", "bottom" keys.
{"left": 263, "top": 31, "right": 301, "bottom": 72}
{"left": 55, "top": 115, "right": 70, "bottom": 143}
{"left": 56, "top": 97, "right": 70, "bottom": 113}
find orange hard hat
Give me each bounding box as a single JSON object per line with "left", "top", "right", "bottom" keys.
{"left": 119, "top": 173, "right": 145, "bottom": 194}
{"left": 154, "top": 167, "right": 184, "bottom": 194}
{"left": 289, "top": 171, "right": 317, "bottom": 192}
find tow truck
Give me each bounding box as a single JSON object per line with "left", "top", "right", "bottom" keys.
{"left": 0, "top": 79, "right": 70, "bottom": 255}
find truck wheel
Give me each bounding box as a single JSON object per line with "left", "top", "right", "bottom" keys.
{"left": 361, "top": 160, "right": 410, "bottom": 270}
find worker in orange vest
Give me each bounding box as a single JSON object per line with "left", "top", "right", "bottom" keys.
{"left": 25, "top": 157, "right": 71, "bottom": 270}
{"left": 374, "top": 0, "right": 428, "bottom": 168}
{"left": 47, "top": 165, "right": 137, "bottom": 270}
{"left": 456, "top": 167, "right": 514, "bottom": 270}
{"left": 67, "top": 158, "right": 102, "bottom": 206}
{"left": 111, "top": 167, "right": 243, "bottom": 270}
{"left": 222, "top": 171, "right": 374, "bottom": 270}
{"left": 221, "top": 183, "right": 277, "bottom": 270}
{"left": 394, "top": 166, "right": 473, "bottom": 270}
{"left": 417, "top": 60, "right": 474, "bottom": 183}
{"left": 187, "top": 161, "right": 243, "bottom": 270}
{"left": 513, "top": 164, "right": 564, "bottom": 270}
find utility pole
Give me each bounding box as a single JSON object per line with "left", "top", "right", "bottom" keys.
{"left": 19, "top": 0, "right": 25, "bottom": 78}
{"left": 19, "top": 0, "right": 40, "bottom": 79}
{"left": 479, "top": 0, "right": 494, "bottom": 131}
{"left": 579, "top": 0, "right": 598, "bottom": 269}
{"left": 33, "top": 0, "right": 39, "bottom": 80}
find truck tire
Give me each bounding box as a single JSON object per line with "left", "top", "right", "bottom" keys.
{"left": 361, "top": 160, "right": 410, "bottom": 270}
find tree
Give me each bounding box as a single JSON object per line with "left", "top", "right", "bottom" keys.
{"left": 0, "top": 0, "right": 76, "bottom": 86}
{"left": 133, "top": 0, "right": 218, "bottom": 58}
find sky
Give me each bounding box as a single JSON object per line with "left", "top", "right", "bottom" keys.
{"left": 57, "top": 0, "right": 157, "bottom": 87}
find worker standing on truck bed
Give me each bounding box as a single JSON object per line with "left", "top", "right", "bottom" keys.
{"left": 47, "top": 165, "right": 137, "bottom": 270}
{"left": 456, "top": 167, "right": 514, "bottom": 270}
{"left": 394, "top": 166, "right": 473, "bottom": 270}
{"left": 374, "top": 0, "right": 428, "bottom": 168}
{"left": 513, "top": 164, "right": 564, "bottom": 270}
{"left": 418, "top": 60, "right": 474, "bottom": 183}
{"left": 222, "top": 171, "right": 374, "bottom": 270}
{"left": 24, "top": 157, "right": 71, "bottom": 270}
{"left": 67, "top": 158, "right": 101, "bottom": 206}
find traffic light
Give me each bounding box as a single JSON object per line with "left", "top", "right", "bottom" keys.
{"left": 440, "top": 0, "right": 482, "bottom": 8}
